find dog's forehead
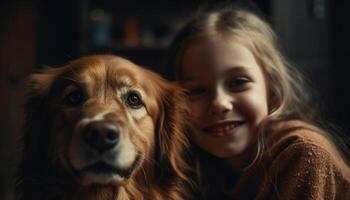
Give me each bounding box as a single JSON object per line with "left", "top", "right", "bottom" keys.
{"left": 66, "top": 56, "right": 144, "bottom": 86}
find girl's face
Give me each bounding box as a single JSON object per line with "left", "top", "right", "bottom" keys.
{"left": 180, "top": 37, "right": 269, "bottom": 159}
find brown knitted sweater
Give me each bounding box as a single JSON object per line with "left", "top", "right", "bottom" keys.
{"left": 228, "top": 120, "right": 350, "bottom": 200}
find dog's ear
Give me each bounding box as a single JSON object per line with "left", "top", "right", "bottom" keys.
{"left": 16, "top": 67, "right": 64, "bottom": 196}
{"left": 154, "top": 79, "right": 191, "bottom": 187}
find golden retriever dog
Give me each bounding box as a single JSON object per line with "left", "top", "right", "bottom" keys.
{"left": 16, "top": 55, "right": 191, "bottom": 200}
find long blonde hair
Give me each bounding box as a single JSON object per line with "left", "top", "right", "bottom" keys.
{"left": 168, "top": 4, "right": 311, "bottom": 120}
{"left": 166, "top": 3, "right": 349, "bottom": 199}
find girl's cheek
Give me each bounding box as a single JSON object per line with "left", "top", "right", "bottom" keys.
{"left": 242, "top": 92, "right": 268, "bottom": 124}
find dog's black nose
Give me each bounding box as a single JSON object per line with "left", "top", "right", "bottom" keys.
{"left": 83, "top": 121, "right": 120, "bottom": 153}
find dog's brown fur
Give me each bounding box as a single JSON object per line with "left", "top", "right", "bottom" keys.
{"left": 16, "top": 55, "right": 191, "bottom": 200}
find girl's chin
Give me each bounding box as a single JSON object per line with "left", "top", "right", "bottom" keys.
{"left": 203, "top": 134, "right": 251, "bottom": 159}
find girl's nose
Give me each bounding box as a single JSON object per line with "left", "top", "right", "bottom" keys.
{"left": 209, "top": 91, "right": 233, "bottom": 116}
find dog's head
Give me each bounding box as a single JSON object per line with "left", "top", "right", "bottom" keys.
{"left": 18, "top": 55, "right": 189, "bottom": 189}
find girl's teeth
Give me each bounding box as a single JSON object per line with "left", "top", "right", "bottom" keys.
{"left": 203, "top": 122, "right": 244, "bottom": 134}
{"left": 212, "top": 124, "right": 236, "bottom": 132}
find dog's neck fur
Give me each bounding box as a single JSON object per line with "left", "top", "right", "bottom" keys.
{"left": 69, "top": 160, "right": 169, "bottom": 200}
{"left": 21, "top": 161, "right": 171, "bottom": 200}
{"left": 72, "top": 170, "right": 156, "bottom": 200}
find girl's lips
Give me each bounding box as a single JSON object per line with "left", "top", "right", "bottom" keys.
{"left": 202, "top": 121, "right": 245, "bottom": 137}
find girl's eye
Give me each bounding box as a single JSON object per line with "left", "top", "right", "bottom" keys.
{"left": 125, "top": 91, "right": 143, "bottom": 109}
{"left": 187, "top": 87, "right": 206, "bottom": 96}
{"left": 64, "top": 89, "right": 85, "bottom": 107}
{"left": 227, "top": 77, "right": 250, "bottom": 90}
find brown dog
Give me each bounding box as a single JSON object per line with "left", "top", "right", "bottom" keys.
{"left": 16, "top": 55, "right": 190, "bottom": 200}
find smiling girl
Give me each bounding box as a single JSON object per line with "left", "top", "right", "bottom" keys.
{"left": 167, "top": 4, "right": 350, "bottom": 200}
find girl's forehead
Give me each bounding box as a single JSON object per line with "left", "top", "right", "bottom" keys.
{"left": 181, "top": 37, "right": 259, "bottom": 79}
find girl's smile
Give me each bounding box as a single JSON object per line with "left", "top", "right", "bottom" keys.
{"left": 202, "top": 120, "right": 246, "bottom": 137}
{"left": 181, "top": 36, "right": 269, "bottom": 159}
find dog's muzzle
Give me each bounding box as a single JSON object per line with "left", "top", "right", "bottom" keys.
{"left": 82, "top": 121, "right": 120, "bottom": 153}
{"left": 70, "top": 119, "right": 140, "bottom": 185}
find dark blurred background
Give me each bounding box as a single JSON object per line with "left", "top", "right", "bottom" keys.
{"left": 1, "top": 0, "right": 349, "bottom": 199}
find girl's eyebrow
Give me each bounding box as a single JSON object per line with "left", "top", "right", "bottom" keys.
{"left": 222, "top": 65, "right": 253, "bottom": 75}
{"left": 226, "top": 65, "right": 252, "bottom": 71}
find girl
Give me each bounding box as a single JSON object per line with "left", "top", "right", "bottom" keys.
{"left": 167, "top": 3, "right": 350, "bottom": 200}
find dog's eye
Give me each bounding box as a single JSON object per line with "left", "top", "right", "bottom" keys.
{"left": 64, "top": 89, "right": 85, "bottom": 107}
{"left": 125, "top": 91, "right": 143, "bottom": 109}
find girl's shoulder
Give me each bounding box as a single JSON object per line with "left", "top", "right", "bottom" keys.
{"left": 263, "top": 119, "right": 350, "bottom": 178}
{"left": 242, "top": 120, "right": 350, "bottom": 199}
{"left": 266, "top": 119, "right": 334, "bottom": 150}
{"left": 232, "top": 120, "right": 350, "bottom": 199}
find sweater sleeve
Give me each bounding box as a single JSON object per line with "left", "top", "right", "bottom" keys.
{"left": 258, "top": 141, "right": 350, "bottom": 200}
